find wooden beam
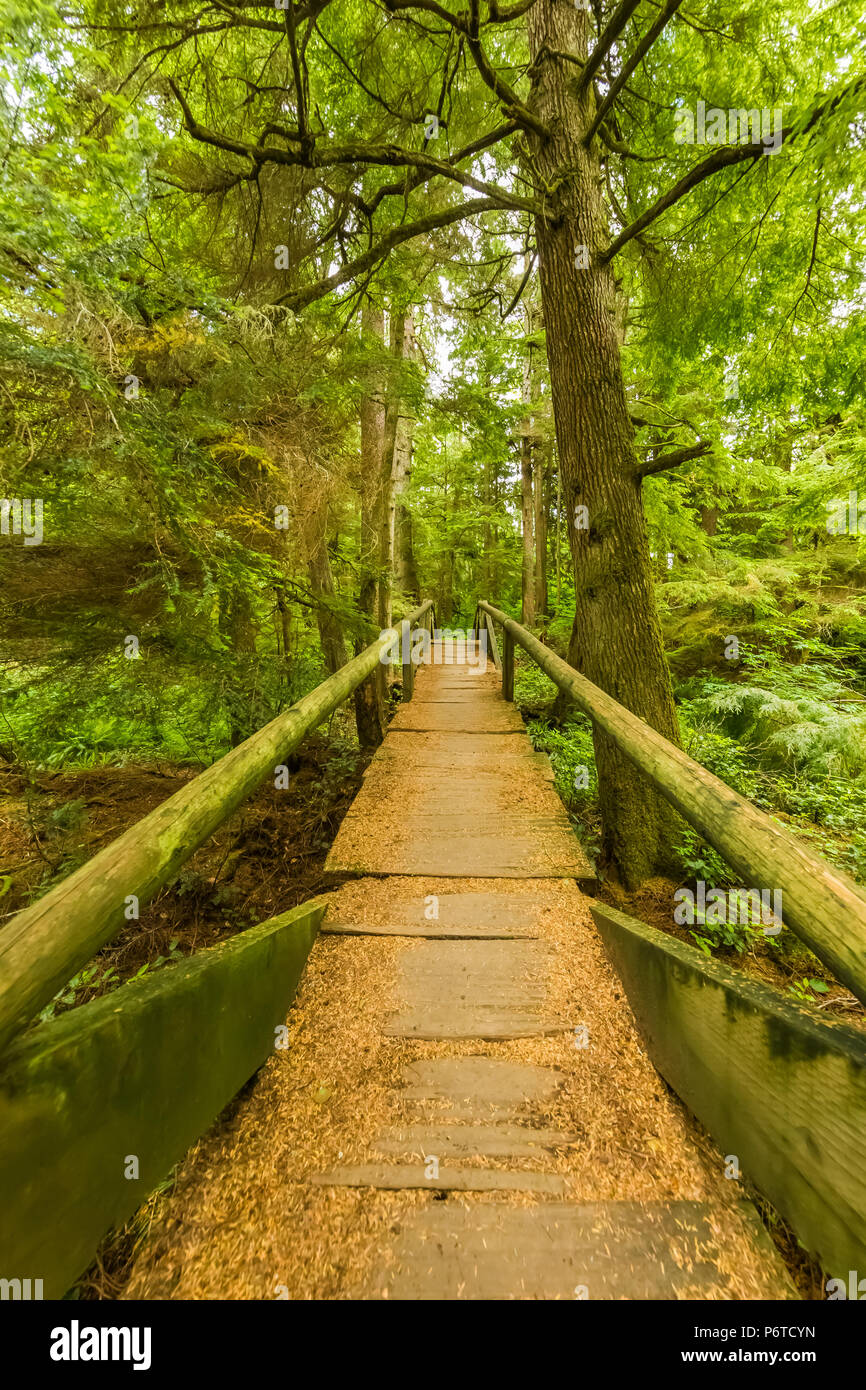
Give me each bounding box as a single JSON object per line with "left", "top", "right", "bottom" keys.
{"left": 0, "top": 602, "right": 432, "bottom": 1054}
{"left": 478, "top": 601, "right": 866, "bottom": 1004}
{"left": 590, "top": 901, "right": 866, "bottom": 1280}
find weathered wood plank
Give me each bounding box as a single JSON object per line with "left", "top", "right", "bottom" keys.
{"left": 372, "top": 1125, "right": 578, "bottom": 1158}
{"left": 0, "top": 897, "right": 327, "bottom": 1298}
{"left": 311, "top": 1165, "right": 567, "bottom": 1193}
{"left": 503, "top": 626, "right": 515, "bottom": 701}
{"left": 321, "top": 921, "right": 538, "bottom": 938}
{"left": 590, "top": 900, "right": 866, "bottom": 1280}
{"left": 357, "top": 1201, "right": 797, "bottom": 1300}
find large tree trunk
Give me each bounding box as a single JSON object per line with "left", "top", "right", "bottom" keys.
{"left": 526, "top": 1, "right": 682, "bottom": 887}
{"left": 700, "top": 506, "right": 719, "bottom": 536}
{"left": 520, "top": 312, "right": 537, "bottom": 625}
{"left": 535, "top": 439, "right": 550, "bottom": 617}
{"left": 392, "top": 312, "right": 420, "bottom": 599}
{"left": 354, "top": 303, "right": 386, "bottom": 748}
{"left": 377, "top": 308, "right": 405, "bottom": 637}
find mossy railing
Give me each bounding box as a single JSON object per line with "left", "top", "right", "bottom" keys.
{"left": 0, "top": 599, "right": 433, "bottom": 1055}
{"left": 477, "top": 599, "right": 866, "bottom": 1005}
{"left": 591, "top": 902, "right": 866, "bottom": 1281}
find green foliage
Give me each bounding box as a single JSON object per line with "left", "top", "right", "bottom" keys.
{"left": 788, "top": 976, "right": 830, "bottom": 1002}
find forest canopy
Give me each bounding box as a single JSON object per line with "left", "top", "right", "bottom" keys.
{"left": 1, "top": 0, "right": 865, "bottom": 895}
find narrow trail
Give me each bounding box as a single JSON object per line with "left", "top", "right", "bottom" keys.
{"left": 124, "top": 646, "right": 795, "bottom": 1300}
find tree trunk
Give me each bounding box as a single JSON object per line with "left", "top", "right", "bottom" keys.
{"left": 307, "top": 517, "right": 347, "bottom": 677}
{"left": 526, "top": 0, "right": 682, "bottom": 887}
{"left": 220, "top": 589, "right": 257, "bottom": 748}
{"left": 700, "top": 506, "right": 719, "bottom": 537}
{"left": 520, "top": 315, "right": 537, "bottom": 625}
{"left": 354, "top": 302, "right": 386, "bottom": 748}
{"left": 377, "top": 306, "right": 407, "bottom": 636}
{"left": 535, "top": 442, "right": 550, "bottom": 617}
{"left": 274, "top": 585, "right": 293, "bottom": 698}
{"left": 393, "top": 313, "right": 420, "bottom": 599}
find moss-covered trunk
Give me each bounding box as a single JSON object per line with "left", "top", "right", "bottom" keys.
{"left": 527, "top": 0, "right": 681, "bottom": 887}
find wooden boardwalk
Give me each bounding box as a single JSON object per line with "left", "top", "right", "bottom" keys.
{"left": 124, "top": 645, "right": 796, "bottom": 1300}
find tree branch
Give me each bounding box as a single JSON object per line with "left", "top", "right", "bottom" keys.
{"left": 382, "top": 0, "right": 550, "bottom": 139}
{"left": 636, "top": 440, "right": 711, "bottom": 479}
{"left": 575, "top": 0, "right": 645, "bottom": 101}
{"left": 277, "top": 197, "right": 504, "bottom": 311}
{"left": 584, "top": 0, "right": 685, "bottom": 146}
{"left": 604, "top": 75, "right": 866, "bottom": 261}
{"left": 168, "top": 80, "right": 537, "bottom": 212}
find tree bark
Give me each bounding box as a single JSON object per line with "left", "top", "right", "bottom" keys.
{"left": 535, "top": 438, "right": 550, "bottom": 617}
{"left": 520, "top": 308, "right": 537, "bottom": 625}
{"left": 307, "top": 517, "right": 347, "bottom": 676}
{"left": 526, "top": 0, "right": 682, "bottom": 887}
{"left": 392, "top": 312, "right": 420, "bottom": 599}
{"left": 354, "top": 302, "right": 386, "bottom": 748}
{"left": 700, "top": 506, "right": 718, "bottom": 537}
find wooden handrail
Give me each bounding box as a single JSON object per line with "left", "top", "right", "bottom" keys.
{"left": 0, "top": 600, "right": 434, "bottom": 1054}
{"left": 478, "top": 600, "right": 866, "bottom": 1004}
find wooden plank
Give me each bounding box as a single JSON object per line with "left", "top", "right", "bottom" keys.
{"left": 311, "top": 1165, "right": 567, "bottom": 1194}
{"left": 358, "top": 1201, "right": 797, "bottom": 1301}
{"left": 401, "top": 1057, "right": 563, "bottom": 1110}
{"left": 590, "top": 900, "right": 866, "bottom": 1280}
{"left": 483, "top": 612, "right": 501, "bottom": 670}
{"left": 372, "top": 1125, "right": 578, "bottom": 1158}
{"left": 479, "top": 601, "right": 866, "bottom": 1005}
{"left": 384, "top": 1012, "right": 570, "bottom": 1039}
{"left": 384, "top": 939, "right": 567, "bottom": 1039}
{"left": 388, "top": 702, "right": 525, "bottom": 733}
{"left": 321, "top": 921, "right": 539, "bottom": 938}
{"left": 0, "top": 897, "right": 327, "bottom": 1298}
{"left": 321, "top": 890, "right": 546, "bottom": 937}
{"left": 326, "top": 839, "right": 593, "bottom": 880}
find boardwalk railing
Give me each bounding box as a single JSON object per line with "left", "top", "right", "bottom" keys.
{"left": 476, "top": 599, "right": 866, "bottom": 1280}
{"left": 0, "top": 599, "right": 435, "bottom": 1295}
{"left": 476, "top": 600, "right": 866, "bottom": 1006}
{"left": 0, "top": 599, "right": 434, "bottom": 1055}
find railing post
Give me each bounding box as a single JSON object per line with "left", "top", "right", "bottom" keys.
{"left": 401, "top": 619, "right": 414, "bottom": 702}
{"left": 502, "top": 627, "right": 514, "bottom": 701}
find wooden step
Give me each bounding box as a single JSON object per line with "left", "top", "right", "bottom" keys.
{"left": 355, "top": 1201, "right": 798, "bottom": 1300}
{"left": 384, "top": 939, "right": 567, "bottom": 1040}
{"left": 372, "top": 1124, "right": 578, "bottom": 1159}
{"left": 311, "top": 1165, "right": 567, "bottom": 1194}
